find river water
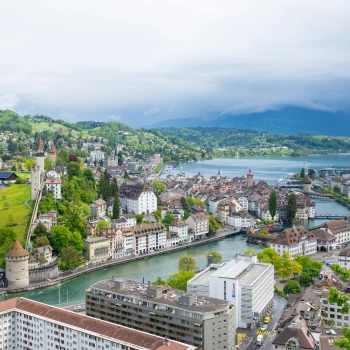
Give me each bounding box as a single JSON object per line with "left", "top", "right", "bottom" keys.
{"left": 10, "top": 155, "right": 350, "bottom": 305}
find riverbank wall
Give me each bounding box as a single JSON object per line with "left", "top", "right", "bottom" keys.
{"left": 4, "top": 228, "right": 241, "bottom": 294}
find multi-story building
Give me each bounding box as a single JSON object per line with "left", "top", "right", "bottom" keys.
{"left": 227, "top": 211, "right": 251, "bottom": 229}
{"left": 217, "top": 201, "right": 230, "bottom": 223}
{"left": 86, "top": 278, "right": 236, "bottom": 350}
{"left": 0, "top": 297, "right": 194, "bottom": 350}
{"left": 269, "top": 226, "right": 317, "bottom": 256}
{"left": 83, "top": 237, "right": 109, "bottom": 263}
{"left": 90, "top": 150, "right": 105, "bottom": 160}
{"left": 321, "top": 220, "right": 350, "bottom": 245}
{"left": 89, "top": 199, "right": 106, "bottom": 218}
{"left": 119, "top": 182, "right": 157, "bottom": 214}
{"left": 167, "top": 219, "right": 188, "bottom": 246}
{"left": 338, "top": 244, "right": 350, "bottom": 269}
{"left": 121, "top": 228, "right": 135, "bottom": 256}
{"left": 111, "top": 214, "right": 137, "bottom": 229}
{"left": 100, "top": 228, "right": 124, "bottom": 258}
{"left": 185, "top": 213, "right": 209, "bottom": 240}
{"left": 187, "top": 254, "right": 274, "bottom": 328}
{"left": 45, "top": 178, "right": 62, "bottom": 200}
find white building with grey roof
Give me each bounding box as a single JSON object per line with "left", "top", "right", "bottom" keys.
{"left": 187, "top": 254, "right": 274, "bottom": 328}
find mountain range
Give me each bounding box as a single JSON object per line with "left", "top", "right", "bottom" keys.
{"left": 150, "top": 107, "right": 350, "bottom": 136}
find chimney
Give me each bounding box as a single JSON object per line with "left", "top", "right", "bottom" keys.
{"left": 148, "top": 280, "right": 151, "bottom": 287}
{"left": 164, "top": 337, "right": 170, "bottom": 346}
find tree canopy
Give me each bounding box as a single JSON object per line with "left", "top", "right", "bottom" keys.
{"left": 178, "top": 254, "right": 197, "bottom": 271}
{"left": 206, "top": 250, "right": 222, "bottom": 265}
{"left": 283, "top": 280, "right": 301, "bottom": 295}
{"left": 268, "top": 189, "right": 277, "bottom": 219}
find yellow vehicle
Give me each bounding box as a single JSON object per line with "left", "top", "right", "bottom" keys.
{"left": 264, "top": 316, "right": 270, "bottom": 324}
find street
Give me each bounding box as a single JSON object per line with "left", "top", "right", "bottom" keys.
{"left": 238, "top": 295, "right": 287, "bottom": 350}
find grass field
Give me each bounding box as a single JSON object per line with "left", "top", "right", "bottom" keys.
{"left": 0, "top": 184, "right": 32, "bottom": 245}
{"left": 31, "top": 121, "right": 80, "bottom": 136}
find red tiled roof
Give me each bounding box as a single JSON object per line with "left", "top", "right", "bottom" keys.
{"left": 5, "top": 240, "right": 29, "bottom": 258}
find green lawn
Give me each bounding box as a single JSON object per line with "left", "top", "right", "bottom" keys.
{"left": 0, "top": 184, "right": 32, "bottom": 245}
{"left": 31, "top": 121, "right": 80, "bottom": 136}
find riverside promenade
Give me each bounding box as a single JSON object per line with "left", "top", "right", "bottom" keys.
{"left": 3, "top": 226, "right": 241, "bottom": 294}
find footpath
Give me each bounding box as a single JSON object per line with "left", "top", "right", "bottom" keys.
{"left": 3, "top": 227, "right": 241, "bottom": 294}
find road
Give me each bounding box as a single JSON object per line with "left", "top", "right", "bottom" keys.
{"left": 239, "top": 295, "right": 287, "bottom": 350}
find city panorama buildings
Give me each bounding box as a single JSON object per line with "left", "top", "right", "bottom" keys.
{"left": 0, "top": 297, "right": 195, "bottom": 350}
{"left": 86, "top": 278, "right": 236, "bottom": 350}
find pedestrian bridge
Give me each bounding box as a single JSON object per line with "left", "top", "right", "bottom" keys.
{"left": 314, "top": 214, "right": 348, "bottom": 219}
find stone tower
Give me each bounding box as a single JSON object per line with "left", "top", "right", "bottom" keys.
{"left": 303, "top": 174, "right": 312, "bottom": 193}
{"left": 48, "top": 145, "right": 56, "bottom": 166}
{"left": 247, "top": 169, "right": 254, "bottom": 187}
{"left": 31, "top": 136, "right": 45, "bottom": 200}
{"left": 5, "top": 240, "right": 30, "bottom": 288}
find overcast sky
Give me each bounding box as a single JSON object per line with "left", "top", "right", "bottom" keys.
{"left": 1, "top": 1, "right": 349, "bottom": 126}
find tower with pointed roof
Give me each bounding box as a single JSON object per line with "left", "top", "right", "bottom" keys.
{"left": 303, "top": 174, "right": 312, "bottom": 193}
{"left": 247, "top": 169, "right": 254, "bottom": 187}
{"left": 31, "top": 136, "right": 46, "bottom": 200}
{"left": 48, "top": 145, "right": 56, "bottom": 166}
{"left": 5, "top": 240, "right": 29, "bottom": 288}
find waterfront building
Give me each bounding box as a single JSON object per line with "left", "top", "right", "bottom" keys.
{"left": 167, "top": 219, "right": 189, "bottom": 246}
{"left": 226, "top": 210, "right": 251, "bottom": 229}
{"left": 83, "top": 237, "right": 109, "bottom": 263}
{"left": 5, "top": 240, "right": 30, "bottom": 288}
{"left": 247, "top": 169, "right": 254, "bottom": 187}
{"left": 185, "top": 213, "right": 209, "bottom": 240}
{"left": 131, "top": 223, "right": 167, "bottom": 254}
{"left": 320, "top": 220, "right": 350, "bottom": 245}
{"left": 29, "top": 245, "right": 54, "bottom": 269}
{"left": 187, "top": 254, "right": 274, "bottom": 329}
{"left": 269, "top": 226, "right": 317, "bottom": 256}
{"left": 86, "top": 278, "right": 236, "bottom": 350}
{"left": 121, "top": 228, "right": 135, "bottom": 255}
{"left": 0, "top": 297, "right": 194, "bottom": 350}
{"left": 89, "top": 198, "right": 107, "bottom": 217}
{"left": 119, "top": 182, "right": 157, "bottom": 214}
{"left": 31, "top": 136, "right": 45, "bottom": 200}
{"left": 45, "top": 178, "right": 62, "bottom": 199}
{"left": 100, "top": 228, "right": 124, "bottom": 259}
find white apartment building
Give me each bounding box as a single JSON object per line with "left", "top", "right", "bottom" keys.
{"left": 45, "top": 178, "right": 62, "bottom": 200}
{"left": 111, "top": 215, "right": 137, "bottom": 229}
{"left": 208, "top": 196, "right": 225, "bottom": 215}
{"left": 237, "top": 196, "right": 249, "bottom": 211}
{"left": 122, "top": 229, "right": 135, "bottom": 256}
{"left": 269, "top": 226, "right": 317, "bottom": 256}
{"left": 0, "top": 297, "right": 194, "bottom": 350}
{"left": 167, "top": 219, "right": 189, "bottom": 246}
{"left": 119, "top": 182, "right": 157, "bottom": 214}
{"left": 187, "top": 254, "right": 274, "bottom": 328}
{"left": 321, "top": 220, "right": 350, "bottom": 245}
{"left": 89, "top": 199, "right": 106, "bottom": 217}
{"left": 90, "top": 150, "right": 105, "bottom": 160}
{"left": 185, "top": 213, "right": 209, "bottom": 240}
{"left": 227, "top": 211, "right": 251, "bottom": 229}
{"left": 338, "top": 244, "right": 350, "bottom": 269}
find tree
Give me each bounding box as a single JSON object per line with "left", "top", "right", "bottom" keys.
{"left": 36, "top": 236, "right": 50, "bottom": 247}
{"left": 244, "top": 249, "right": 257, "bottom": 255}
{"left": 257, "top": 247, "right": 280, "bottom": 265}
{"left": 299, "top": 272, "right": 313, "bottom": 287}
{"left": 153, "top": 181, "right": 166, "bottom": 195}
{"left": 33, "top": 223, "right": 48, "bottom": 237}
{"left": 110, "top": 178, "right": 118, "bottom": 197}
{"left": 295, "top": 256, "right": 322, "bottom": 278}
{"left": 333, "top": 184, "right": 341, "bottom": 194}
{"left": 153, "top": 276, "right": 166, "bottom": 285}
{"left": 206, "top": 250, "right": 222, "bottom": 265}
{"left": 0, "top": 228, "right": 16, "bottom": 267}
{"left": 178, "top": 254, "right": 197, "bottom": 271}
{"left": 259, "top": 229, "right": 269, "bottom": 235}
{"left": 289, "top": 261, "right": 302, "bottom": 278}
{"left": 67, "top": 161, "right": 81, "bottom": 180}
{"left": 112, "top": 196, "right": 121, "bottom": 219}
{"left": 286, "top": 193, "right": 297, "bottom": 223}
{"left": 283, "top": 280, "right": 301, "bottom": 295}
{"left": 25, "top": 159, "right": 35, "bottom": 171}
{"left": 124, "top": 170, "right": 130, "bottom": 181}
{"left": 166, "top": 270, "right": 195, "bottom": 291}
{"left": 268, "top": 189, "right": 277, "bottom": 219}
{"left": 209, "top": 215, "right": 220, "bottom": 235}
{"left": 96, "top": 220, "right": 110, "bottom": 235}
{"left": 300, "top": 168, "right": 305, "bottom": 179}
{"left": 11, "top": 164, "right": 17, "bottom": 171}
{"left": 135, "top": 214, "right": 144, "bottom": 224}
{"left": 49, "top": 225, "right": 83, "bottom": 253}
{"left": 58, "top": 246, "right": 83, "bottom": 271}
{"left": 3, "top": 201, "right": 9, "bottom": 209}
{"left": 277, "top": 267, "right": 290, "bottom": 281}
{"left": 180, "top": 197, "right": 191, "bottom": 212}
{"left": 162, "top": 213, "right": 176, "bottom": 229}
{"left": 61, "top": 202, "right": 87, "bottom": 237}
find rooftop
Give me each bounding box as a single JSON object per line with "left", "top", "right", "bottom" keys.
{"left": 89, "top": 279, "right": 231, "bottom": 314}
{"left": 5, "top": 240, "right": 29, "bottom": 258}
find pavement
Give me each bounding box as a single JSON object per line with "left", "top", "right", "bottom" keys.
{"left": 237, "top": 295, "right": 287, "bottom": 350}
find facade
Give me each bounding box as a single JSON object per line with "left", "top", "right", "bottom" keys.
{"left": 321, "top": 220, "right": 350, "bottom": 245}
{"left": 29, "top": 245, "right": 54, "bottom": 269}
{"left": 313, "top": 229, "right": 337, "bottom": 252}
{"left": 83, "top": 237, "right": 109, "bottom": 263}
{"left": 119, "top": 182, "right": 157, "bottom": 214}
{"left": 90, "top": 150, "right": 105, "bottom": 160}
{"left": 167, "top": 219, "right": 189, "bottom": 246}
{"left": 269, "top": 226, "right": 317, "bottom": 256}
{"left": 187, "top": 255, "right": 274, "bottom": 328}
{"left": 5, "top": 240, "right": 30, "bottom": 288}
{"left": 31, "top": 136, "right": 45, "bottom": 200}
{"left": 227, "top": 211, "right": 251, "bottom": 229}
{"left": 100, "top": 228, "right": 124, "bottom": 259}
{"left": 47, "top": 145, "right": 56, "bottom": 166}
{"left": 0, "top": 297, "right": 194, "bottom": 350}
{"left": 185, "top": 213, "right": 209, "bottom": 240}
{"left": 303, "top": 175, "right": 312, "bottom": 193}
{"left": 338, "top": 244, "right": 350, "bottom": 269}
{"left": 45, "top": 178, "right": 62, "bottom": 199}
{"left": 86, "top": 278, "right": 236, "bottom": 350}
{"left": 111, "top": 214, "right": 137, "bottom": 229}
{"left": 0, "top": 171, "right": 18, "bottom": 183}
{"left": 89, "top": 199, "right": 107, "bottom": 217}
{"left": 217, "top": 201, "right": 230, "bottom": 223}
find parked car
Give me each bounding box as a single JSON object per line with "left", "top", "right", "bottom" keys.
{"left": 260, "top": 324, "right": 268, "bottom": 331}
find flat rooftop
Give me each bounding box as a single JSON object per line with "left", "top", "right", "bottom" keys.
{"left": 189, "top": 263, "right": 226, "bottom": 285}
{"left": 89, "top": 279, "right": 231, "bottom": 314}
{"left": 237, "top": 263, "right": 272, "bottom": 285}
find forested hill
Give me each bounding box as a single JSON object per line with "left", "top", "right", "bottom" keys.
{"left": 150, "top": 107, "right": 350, "bottom": 136}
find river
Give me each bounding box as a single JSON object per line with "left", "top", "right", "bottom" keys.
{"left": 10, "top": 155, "right": 350, "bottom": 305}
